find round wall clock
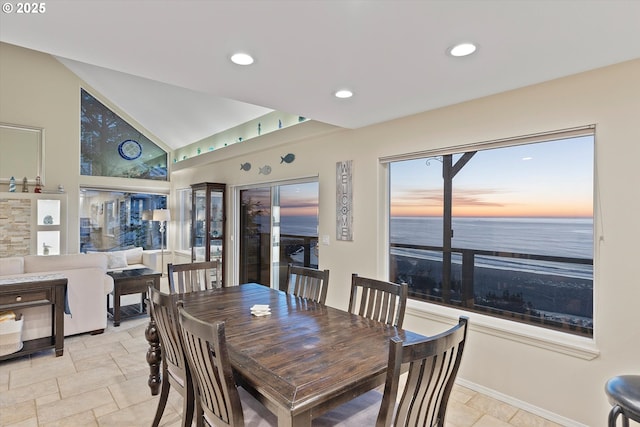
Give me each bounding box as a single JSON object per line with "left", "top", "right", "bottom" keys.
{"left": 118, "top": 139, "right": 142, "bottom": 160}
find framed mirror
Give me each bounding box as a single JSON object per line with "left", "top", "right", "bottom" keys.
{"left": 0, "top": 123, "right": 45, "bottom": 185}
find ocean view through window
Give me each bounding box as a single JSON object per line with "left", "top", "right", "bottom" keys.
{"left": 388, "top": 130, "right": 594, "bottom": 336}
{"left": 239, "top": 180, "right": 319, "bottom": 291}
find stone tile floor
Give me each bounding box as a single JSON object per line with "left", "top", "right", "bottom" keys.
{"left": 0, "top": 316, "right": 563, "bottom": 427}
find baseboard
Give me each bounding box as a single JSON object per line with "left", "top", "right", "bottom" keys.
{"left": 455, "top": 377, "right": 589, "bottom": 427}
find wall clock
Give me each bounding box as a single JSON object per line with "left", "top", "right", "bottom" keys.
{"left": 118, "top": 139, "right": 142, "bottom": 160}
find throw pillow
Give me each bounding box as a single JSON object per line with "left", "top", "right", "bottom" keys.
{"left": 123, "top": 247, "right": 143, "bottom": 265}
{"left": 107, "top": 251, "right": 128, "bottom": 269}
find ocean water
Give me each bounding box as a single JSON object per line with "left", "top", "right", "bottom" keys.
{"left": 390, "top": 216, "right": 593, "bottom": 280}
{"left": 280, "top": 215, "right": 593, "bottom": 280}
{"left": 281, "top": 215, "right": 593, "bottom": 257}
{"left": 280, "top": 215, "right": 319, "bottom": 236}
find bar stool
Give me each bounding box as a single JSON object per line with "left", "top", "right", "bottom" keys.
{"left": 605, "top": 375, "right": 640, "bottom": 427}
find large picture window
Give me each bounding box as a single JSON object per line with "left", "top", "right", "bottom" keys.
{"left": 80, "top": 89, "right": 168, "bottom": 180}
{"left": 388, "top": 128, "right": 594, "bottom": 336}
{"left": 79, "top": 189, "right": 167, "bottom": 252}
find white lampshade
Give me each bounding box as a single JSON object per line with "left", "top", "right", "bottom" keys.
{"left": 153, "top": 209, "right": 171, "bottom": 222}
{"left": 141, "top": 210, "right": 153, "bottom": 221}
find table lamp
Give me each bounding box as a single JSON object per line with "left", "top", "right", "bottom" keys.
{"left": 153, "top": 209, "right": 171, "bottom": 274}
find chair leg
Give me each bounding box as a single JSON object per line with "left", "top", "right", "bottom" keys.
{"left": 609, "top": 405, "right": 629, "bottom": 427}
{"left": 194, "top": 398, "right": 205, "bottom": 427}
{"left": 181, "top": 381, "right": 195, "bottom": 427}
{"left": 152, "top": 365, "right": 170, "bottom": 427}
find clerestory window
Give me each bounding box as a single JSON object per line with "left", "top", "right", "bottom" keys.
{"left": 387, "top": 127, "right": 594, "bottom": 336}
{"left": 80, "top": 89, "right": 168, "bottom": 180}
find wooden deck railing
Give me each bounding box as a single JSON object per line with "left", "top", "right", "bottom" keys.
{"left": 389, "top": 242, "right": 593, "bottom": 336}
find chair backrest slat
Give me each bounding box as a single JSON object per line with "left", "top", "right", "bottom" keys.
{"left": 168, "top": 261, "right": 221, "bottom": 293}
{"left": 286, "top": 264, "right": 330, "bottom": 305}
{"left": 178, "top": 303, "right": 244, "bottom": 427}
{"left": 349, "top": 274, "right": 408, "bottom": 328}
{"left": 376, "top": 317, "right": 469, "bottom": 427}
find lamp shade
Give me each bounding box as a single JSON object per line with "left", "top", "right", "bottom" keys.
{"left": 141, "top": 210, "right": 153, "bottom": 221}
{"left": 153, "top": 209, "right": 171, "bottom": 222}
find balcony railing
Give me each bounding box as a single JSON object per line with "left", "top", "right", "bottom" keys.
{"left": 280, "top": 233, "right": 318, "bottom": 268}
{"left": 390, "top": 242, "right": 593, "bottom": 336}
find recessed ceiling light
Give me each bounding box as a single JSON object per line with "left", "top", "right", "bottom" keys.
{"left": 335, "top": 89, "right": 353, "bottom": 99}
{"left": 230, "top": 53, "right": 254, "bottom": 65}
{"left": 448, "top": 43, "right": 477, "bottom": 57}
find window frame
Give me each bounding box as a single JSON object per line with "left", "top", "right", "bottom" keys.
{"left": 231, "top": 176, "right": 320, "bottom": 289}
{"left": 381, "top": 125, "right": 599, "bottom": 359}
{"left": 80, "top": 88, "right": 168, "bottom": 181}
{"left": 79, "top": 187, "right": 168, "bottom": 252}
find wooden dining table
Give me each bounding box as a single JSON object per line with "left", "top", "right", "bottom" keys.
{"left": 149, "top": 283, "right": 426, "bottom": 427}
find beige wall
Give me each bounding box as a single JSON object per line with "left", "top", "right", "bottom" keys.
{"left": 2, "top": 40, "right": 640, "bottom": 425}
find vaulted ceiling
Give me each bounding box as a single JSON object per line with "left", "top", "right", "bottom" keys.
{"left": 1, "top": 1, "right": 639, "bottom": 150}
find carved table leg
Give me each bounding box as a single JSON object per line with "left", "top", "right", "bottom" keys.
{"left": 145, "top": 309, "right": 161, "bottom": 395}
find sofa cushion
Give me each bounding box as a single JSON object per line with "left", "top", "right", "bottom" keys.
{"left": 87, "top": 247, "right": 143, "bottom": 269}
{"left": 106, "top": 251, "right": 128, "bottom": 269}
{"left": 0, "top": 257, "right": 24, "bottom": 276}
{"left": 122, "top": 247, "right": 143, "bottom": 265}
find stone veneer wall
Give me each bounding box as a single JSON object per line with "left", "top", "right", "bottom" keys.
{"left": 0, "top": 198, "right": 31, "bottom": 257}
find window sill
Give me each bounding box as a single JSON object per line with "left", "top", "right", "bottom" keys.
{"left": 405, "top": 299, "right": 600, "bottom": 360}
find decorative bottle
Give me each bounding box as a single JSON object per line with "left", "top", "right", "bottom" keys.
{"left": 34, "top": 176, "right": 42, "bottom": 193}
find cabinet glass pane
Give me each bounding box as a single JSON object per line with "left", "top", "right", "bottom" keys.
{"left": 210, "top": 191, "right": 223, "bottom": 261}
{"left": 193, "top": 189, "right": 207, "bottom": 262}
{"left": 37, "top": 199, "right": 60, "bottom": 225}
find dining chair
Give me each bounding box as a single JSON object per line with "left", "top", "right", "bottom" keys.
{"left": 349, "top": 273, "right": 408, "bottom": 328}
{"left": 177, "top": 302, "right": 277, "bottom": 427}
{"left": 286, "top": 263, "right": 330, "bottom": 304}
{"left": 168, "top": 260, "right": 221, "bottom": 293}
{"left": 378, "top": 316, "right": 469, "bottom": 426}
{"left": 148, "top": 286, "right": 194, "bottom": 427}
{"left": 316, "top": 316, "right": 469, "bottom": 427}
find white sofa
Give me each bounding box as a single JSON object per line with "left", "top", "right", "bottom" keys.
{"left": 89, "top": 246, "right": 164, "bottom": 273}
{"left": 0, "top": 253, "right": 114, "bottom": 338}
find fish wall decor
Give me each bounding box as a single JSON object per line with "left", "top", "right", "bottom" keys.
{"left": 281, "top": 153, "right": 295, "bottom": 164}
{"left": 240, "top": 162, "right": 252, "bottom": 171}
{"left": 259, "top": 165, "right": 272, "bottom": 175}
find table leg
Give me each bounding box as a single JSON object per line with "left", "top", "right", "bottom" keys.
{"left": 113, "top": 287, "right": 121, "bottom": 327}
{"left": 54, "top": 283, "right": 65, "bottom": 357}
{"left": 278, "top": 408, "right": 311, "bottom": 427}
{"left": 146, "top": 277, "right": 163, "bottom": 395}
{"left": 145, "top": 310, "right": 161, "bottom": 395}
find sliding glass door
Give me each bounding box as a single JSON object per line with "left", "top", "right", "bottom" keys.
{"left": 239, "top": 180, "right": 319, "bottom": 290}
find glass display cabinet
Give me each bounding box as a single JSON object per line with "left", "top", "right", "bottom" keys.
{"left": 191, "top": 182, "right": 226, "bottom": 283}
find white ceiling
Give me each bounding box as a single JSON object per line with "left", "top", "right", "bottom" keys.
{"left": 1, "top": 1, "right": 640, "bottom": 150}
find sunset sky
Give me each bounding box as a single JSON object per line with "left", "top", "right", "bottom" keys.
{"left": 280, "top": 182, "right": 319, "bottom": 217}
{"left": 390, "top": 136, "right": 594, "bottom": 218}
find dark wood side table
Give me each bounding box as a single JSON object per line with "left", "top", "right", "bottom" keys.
{"left": 107, "top": 268, "right": 161, "bottom": 326}
{"left": 0, "top": 275, "right": 67, "bottom": 360}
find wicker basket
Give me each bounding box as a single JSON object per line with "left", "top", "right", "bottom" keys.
{"left": 0, "top": 315, "right": 24, "bottom": 356}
